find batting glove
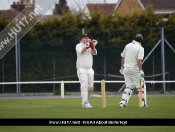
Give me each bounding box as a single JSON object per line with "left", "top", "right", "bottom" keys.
{"left": 119, "top": 66, "right": 124, "bottom": 75}
{"left": 140, "top": 70, "right": 144, "bottom": 79}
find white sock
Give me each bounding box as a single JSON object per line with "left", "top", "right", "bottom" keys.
{"left": 81, "top": 91, "right": 88, "bottom": 103}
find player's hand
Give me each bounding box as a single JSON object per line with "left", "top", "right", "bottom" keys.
{"left": 89, "top": 41, "right": 95, "bottom": 49}
{"left": 140, "top": 70, "right": 144, "bottom": 79}
{"left": 119, "top": 66, "right": 124, "bottom": 75}
{"left": 85, "top": 43, "right": 89, "bottom": 49}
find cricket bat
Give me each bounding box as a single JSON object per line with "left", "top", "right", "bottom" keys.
{"left": 144, "top": 80, "right": 147, "bottom": 106}
{"left": 139, "top": 79, "right": 142, "bottom": 107}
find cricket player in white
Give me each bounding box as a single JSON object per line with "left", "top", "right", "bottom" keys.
{"left": 76, "top": 34, "right": 98, "bottom": 108}
{"left": 119, "top": 33, "right": 145, "bottom": 107}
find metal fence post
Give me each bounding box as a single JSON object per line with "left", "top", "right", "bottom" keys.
{"left": 161, "top": 27, "right": 166, "bottom": 93}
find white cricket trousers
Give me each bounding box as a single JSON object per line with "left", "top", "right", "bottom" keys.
{"left": 123, "top": 67, "right": 140, "bottom": 89}
{"left": 77, "top": 68, "right": 94, "bottom": 103}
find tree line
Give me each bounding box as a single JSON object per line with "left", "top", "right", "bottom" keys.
{"left": 0, "top": 5, "right": 175, "bottom": 92}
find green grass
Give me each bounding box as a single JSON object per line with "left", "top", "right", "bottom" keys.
{"left": 0, "top": 96, "right": 175, "bottom": 132}
{"left": 0, "top": 126, "right": 175, "bottom": 132}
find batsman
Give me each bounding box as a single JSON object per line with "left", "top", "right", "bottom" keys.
{"left": 119, "top": 33, "right": 147, "bottom": 108}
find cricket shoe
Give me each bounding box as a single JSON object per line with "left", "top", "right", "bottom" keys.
{"left": 119, "top": 101, "right": 126, "bottom": 108}
{"left": 82, "top": 101, "right": 93, "bottom": 108}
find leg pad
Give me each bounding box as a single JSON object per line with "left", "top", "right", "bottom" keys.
{"left": 119, "top": 88, "right": 133, "bottom": 107}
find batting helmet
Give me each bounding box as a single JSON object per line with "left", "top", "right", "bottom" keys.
{"left": 134, "top": 33, "right": 143, "bottom": 43}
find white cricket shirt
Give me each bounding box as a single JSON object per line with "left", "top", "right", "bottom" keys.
{"left": 76, "top": 42, "right": 97, "bottom": 69}
{"left": 121, "top": 40, "right": 144, "bottom": 68}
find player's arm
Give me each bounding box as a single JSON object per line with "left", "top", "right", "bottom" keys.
{"left": 81, "top": 46, "right": 89, "bottom": 54}
{"left": 121, "top": 57, "right": 125, "bottom": 67}
{"left": 76, "top": 44, "right": 88, "bottom": 55}
{"left": 91, "top": 48, "right": 97, "bottom": 55}
{"left": 120, "top": 46, "right": 126, "bottom": 67}
{"left": 119, "top": 47, "right": 126, "bottom": 75}
{"left": 138, "top": 59, "right": 144, "bottom": 78}
{"left": 137, "top": 59, "right": 143, "bottom": 70}
{"left": 119, "top": 57, "right": 125, "bottom": 75}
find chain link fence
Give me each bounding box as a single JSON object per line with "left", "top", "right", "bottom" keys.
{"left": 0, "top": 28, "right": 174, "bottom": 94}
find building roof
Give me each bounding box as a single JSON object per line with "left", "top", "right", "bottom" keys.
{"left": 0, "top": 1, "right": 35, "bottom": 21}
{"left": 114, "top": 0, "right": 175, "bottom": 15}
{"left": 0, "top": 9, "right": 24, "bottom": 20}
{"left": 86, "top": 3, "right": 117, "bottom": 16}
{"left": 115, "top": 0, "right": 143, "bottom": 16}
{"left": 139, "top": 0, "right": 175, "bottom": 14}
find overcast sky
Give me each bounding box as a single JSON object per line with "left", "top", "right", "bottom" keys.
{"left": 0, "top": 0, "right": 119, "bottom": 15}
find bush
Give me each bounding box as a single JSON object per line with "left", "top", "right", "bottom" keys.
{"left": 53, "top": 88, "right": 67, "bottom": 95}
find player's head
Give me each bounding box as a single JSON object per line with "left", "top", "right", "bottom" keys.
{"left": 81, "top": 34, "right": 90, "bottom": 44}
{"left": 81, "top": 34, "right": 89, "bottom": 39}
{"left": 134, "top": 33, "right": 143, "bottom": 43}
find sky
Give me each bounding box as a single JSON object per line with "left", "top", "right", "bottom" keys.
{"left": 0, "top": 0, "right": 119, "bottom": 15}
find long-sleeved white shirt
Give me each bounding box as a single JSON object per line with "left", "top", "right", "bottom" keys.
{"left": 76, "top": 42, "right": 97, "bottom": 69}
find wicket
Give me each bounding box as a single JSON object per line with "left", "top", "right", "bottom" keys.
{"left": 101, "top": 80, "right": 106, "bottom": 108}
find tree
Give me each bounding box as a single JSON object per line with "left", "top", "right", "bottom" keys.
{"left": 53, "top": 0, "right": 70, "bottom": 15}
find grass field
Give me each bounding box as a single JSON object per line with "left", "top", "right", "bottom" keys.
{"left": 0, "top": 95, "right": 175, "bottom": 132}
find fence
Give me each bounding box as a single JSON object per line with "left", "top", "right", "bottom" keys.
{"left": 0, "top": 27, "right": 175, "bottom": 94}
{"left": 0, "top": 80, "right": 175, "bottom": 97}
